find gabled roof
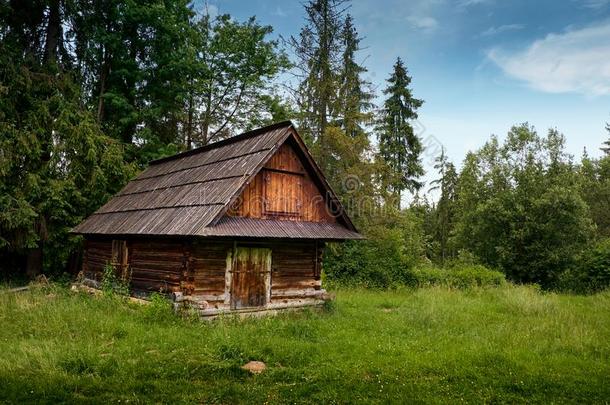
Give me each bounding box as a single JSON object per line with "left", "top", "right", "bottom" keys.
{"left": 72, "top": 121, "right": 362, "bottom": 240}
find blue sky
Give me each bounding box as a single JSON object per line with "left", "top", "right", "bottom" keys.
{"left": 196, "top": 0, "right": 610, "bottom": 183}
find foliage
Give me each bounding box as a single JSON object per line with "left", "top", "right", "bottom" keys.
{"left": 337, "top": 14, "right": 375, "bottom": 139}
{"left": 290, "top": 0, "right": 348, "bottom": 144}
{"left": 324, "top": 209, "right": 425, "bottom": 288}
{"left": 1, "top": 285, "right": 609, "bottom": 402}
{"left": 600, "top": 121, "right": 610, "bottom": 155}
{"left": 0, "top": 42, "right": 134, "bottom": 277}
{"left": 68, "top": 0, "right": 194, "bottom": 148}
{"left": 578, "top": 154, "right": 610, "bottom": 238}
{"left": 143, "top": 292, "right": 176, "bottom": 322}
{"left": 288, "top": 1, "right": 379, "bottom": 202}
{"left": 453, "top": 124, "right": 595, "bottom": 288}
{"left": 182, "top": 14, "right": 290, "bottom": 148}
{"left": 559, "top": 238, "right": 610, "bottom": 294}
{"left": 100, "top": 264, "right": 129, "bottom": 297}
{"left": 427, "top": 147, "right": 458, "bottom": 263}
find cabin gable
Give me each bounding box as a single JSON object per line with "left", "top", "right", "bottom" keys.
{"left": 227, "top": 140, "right": 336, "bottom": 223}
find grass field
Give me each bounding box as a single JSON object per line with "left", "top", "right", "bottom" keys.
{"left": 0, "top": 284, "right": 609, "bottom": 404}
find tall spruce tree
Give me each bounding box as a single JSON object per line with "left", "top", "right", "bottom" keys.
{"left": 377, "top": 57, "right": 424, "bottom": 207}
{"left": 290, "top": 0, "right": 347, "bottom": 146}
{"left": 338, "top": 14, "right": 374, "bottom": 139}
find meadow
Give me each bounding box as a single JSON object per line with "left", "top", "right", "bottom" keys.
{"left": 1, "top": 283, "right": 609, "bottom": 404}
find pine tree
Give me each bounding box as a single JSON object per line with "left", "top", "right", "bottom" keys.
{"left": 290, "top": 0, "right": 348, "bottom": 145}
{"left": 377, "top": 57, "right": 424, "bottom": 207}
{"left": 338, "top": 14, "right": 374, "bottom": 139}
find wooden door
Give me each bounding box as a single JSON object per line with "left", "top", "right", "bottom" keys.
{"left": 111, "top": 239, "right": 129, "bottom": 280}
{"left": 230, "top": 247, "right": 271, "bottom": 309}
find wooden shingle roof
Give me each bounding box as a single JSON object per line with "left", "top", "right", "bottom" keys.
{"left": 73, "top": 121, "right": 362, "bottom": 240}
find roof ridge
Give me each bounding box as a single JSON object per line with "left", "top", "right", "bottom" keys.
{"left": 149, "top": 120, "right": 294, "bottom": 166}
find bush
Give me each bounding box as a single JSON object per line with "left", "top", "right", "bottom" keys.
{"left": 324, "top": 210, "right": 425, "bottom": 288}
{"left": 143, "top": 292, "right": 176, "bottom": 322}
{"left": 410, "top": 264, "right": 506, "bottom": 289}
{"left": 101, "top": 264, "right": 129, "bottom": 297}
{"left": 558, "top": 239, "right": 610, "bottom": 294}
{"left": 323, "top": 236, "right": 416, "bottom": 289}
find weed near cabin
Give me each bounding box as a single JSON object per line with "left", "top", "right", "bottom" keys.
{"left": 100, "top": 264, "right": 129, "bottom": 297}
{"left": 143, "top": 292, "right": 176, "bottom": 322}
{"left": 0, "top": 284, "right": 608, "bottom": 403}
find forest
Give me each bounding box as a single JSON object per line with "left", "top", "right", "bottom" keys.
{"left": 1, "top": 0, "right": 610, "bottom": 296}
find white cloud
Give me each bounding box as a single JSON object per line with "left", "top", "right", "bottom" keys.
{"left": 457, "top": 0, "right": 493, "bottom": 8}
{"left": 488, "top": 21, "right": 610, "bottom": 96}
{"left": 272, "top": 6, "right": 286, "bottom": 17}
{"left": 580, "top": 0, "right": 610, "bottom": 9}
{"left": 193, "top": 1, "right": 218, "bottom": 18}
{"left": 208, "top": 4, "right": 219, "bottom": 17}
{"left": 407, "top": 16, "right": 439, "bottom": 31}
{"left": 480, "top": 24, "right": 524, "bottom": 37}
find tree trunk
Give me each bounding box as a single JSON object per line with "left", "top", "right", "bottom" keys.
{"left": 26, "top": 246, "right": 43, "bottom": 279}
{"left": 66, "top": 249, "right": 82, "bottom": 276}
{"left": 186, "top": 91, "right": 194, "bottom": 150}
{"left": 43, "top": 0, "right": 61, "bottom": 64}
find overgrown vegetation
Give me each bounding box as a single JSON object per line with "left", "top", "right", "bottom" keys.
{"left": 0, "top": 284, "right": 608, "bottom": 403}
{"left": 100, "top": 264, "right": 130, "bottom": 298}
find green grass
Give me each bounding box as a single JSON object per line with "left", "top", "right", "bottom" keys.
{"left": 1, "top": 284, "right": 609, "bottom": 404}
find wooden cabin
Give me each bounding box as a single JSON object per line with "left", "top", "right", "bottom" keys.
{"left": 72, "top": 121, "right": 362, "bottom": 317}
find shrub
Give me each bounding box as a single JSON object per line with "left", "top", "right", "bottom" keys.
{"left": 101, "top": 264, "right": 129, "bottom": 297}
{"left": 558, "top": 239, "right": 610, "bottom": 294}
{"left": 410, "top": 264, "right": 506, "bottom": 289}
{"left": 143, "top": 292, "right": 176, "bottom": 321}
{"left": 323, "top": 237, "right": 416, "bottom": 288}
{"left": 324, "top": 210, "right": 424, "bottom": 288}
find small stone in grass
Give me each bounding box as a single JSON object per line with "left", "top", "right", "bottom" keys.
{"left": 242, "top": 361, "right": 266, "bottom": 374}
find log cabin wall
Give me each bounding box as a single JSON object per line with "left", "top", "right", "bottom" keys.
{"left": 82, "top": 238, "right": 187, "bottom": 294}
{"left": 189, "top": 240, "right": 233, "bottom": 301}
{"left": 82, "top": 239, "right": 112, "bottom": 282}
{"left": 188, "top": 240, "right": 324, "bottom": 309}
{"left": 129, "top": 240, "right": 186, "bottom": 293}
{"left": 83, "top": 237, "right": 325, "bottom": 306}
{"left": 270, "top": 242, "right": 320, "bottom": 299}
{"left": 227, "top": 142, "right": 336, "bottom": 223}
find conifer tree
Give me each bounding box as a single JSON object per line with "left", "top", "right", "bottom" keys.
{"left": 290, "top": 0, "right": 348, "bottom": 145}
{"left": 338, "top": 14, "right": 374, "bottom": 139}
{"left": 0, "top": 1, "right": 134, "bottom": 277}
{"left": 377, "top": 57, "right": 424, "bottom": 207}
